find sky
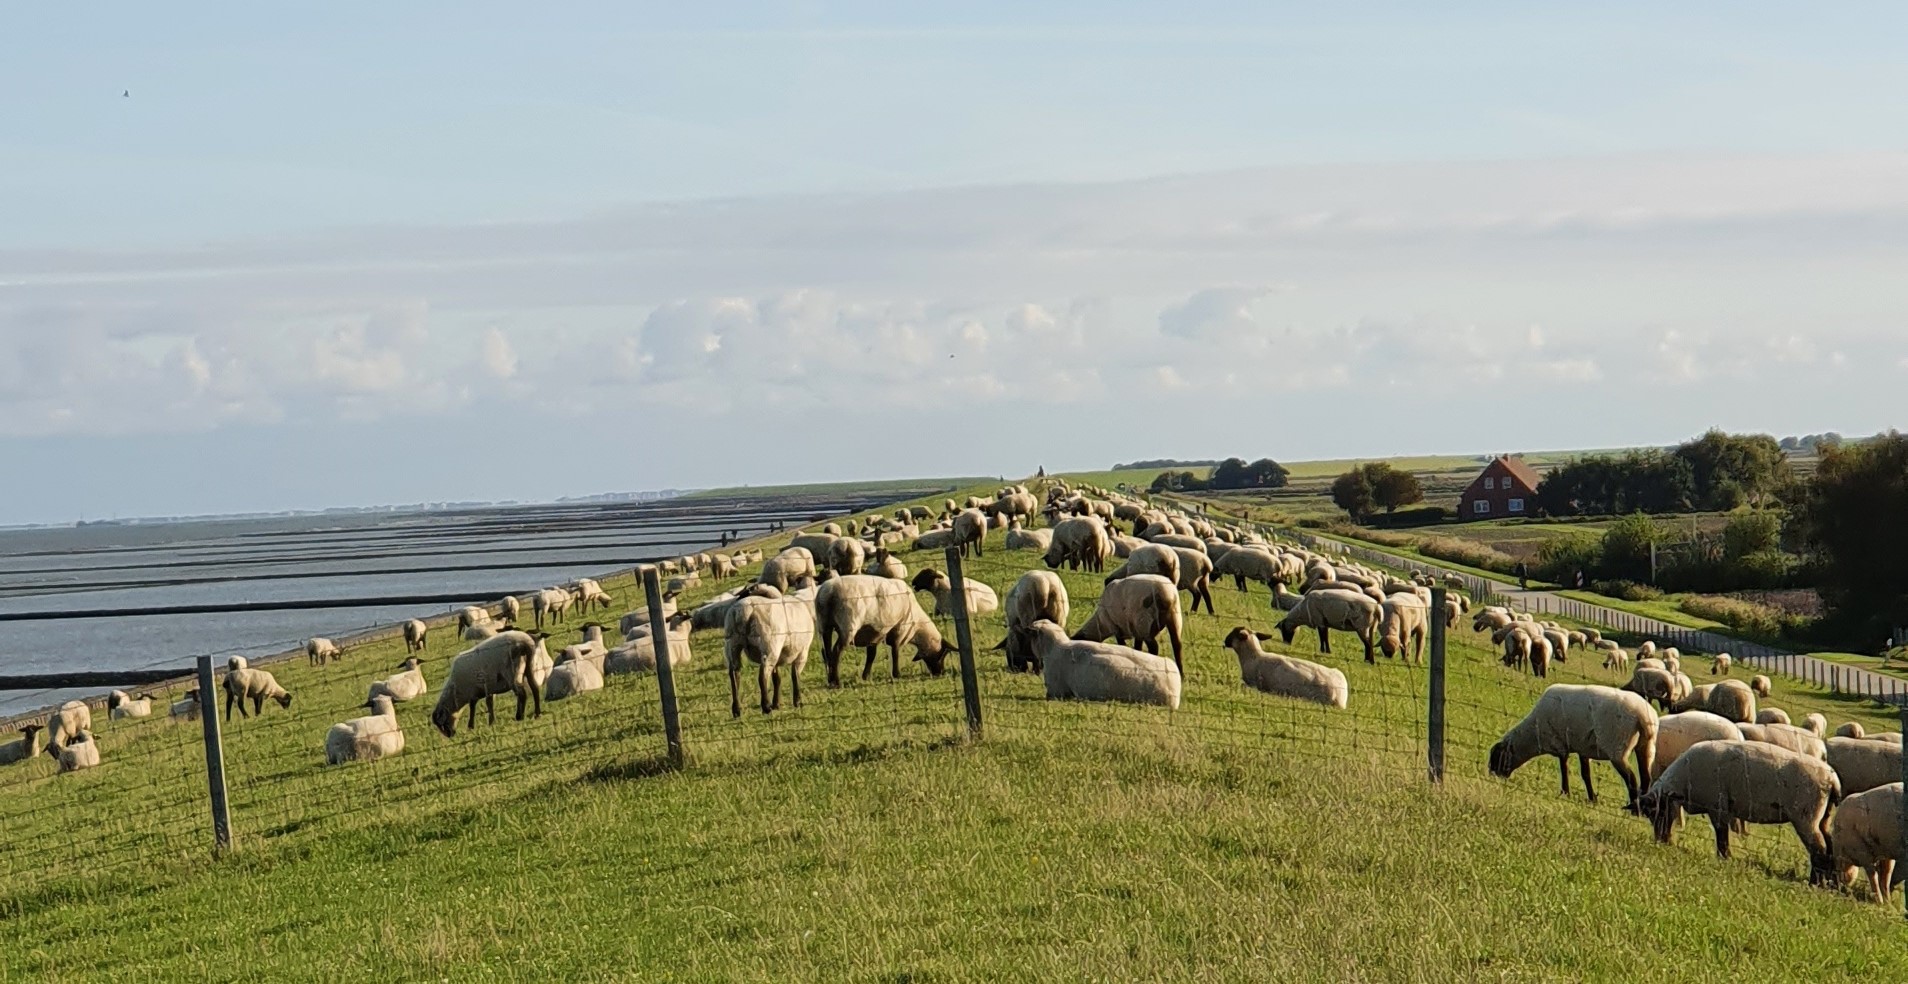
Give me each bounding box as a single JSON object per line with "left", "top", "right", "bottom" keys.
{"left": 2, "top": 3, "right": 1905, "bottom": 523}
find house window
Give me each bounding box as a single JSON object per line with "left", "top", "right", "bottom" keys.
{"left": 1508, "top": 498, "right": 1525, "bottom": 514}
{"left": 1474, "top": 500, "right": 1490, "bottom": 515}
{"left": 1483, "top": 477, "right": 1495, "bottom": 490}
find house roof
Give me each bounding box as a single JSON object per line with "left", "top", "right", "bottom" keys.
{"left": 1482, "top": 454, "right": 1542, "bottom": 491}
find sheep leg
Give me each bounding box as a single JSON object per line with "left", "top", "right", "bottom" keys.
{"left": 484, "top": 693, "right": 496, "bottom": 726}
{"left": 1362, "top": 631, "right": 1375, "bottom": 666}
{"left": 729, "top": 665, "right": 743, "bottom": 719}
{"left": 252, "top": 695, "right": 265, "bottom": 717}
{"left": 1316, "top": 626, "right": 1332, "bottom": 655}
{"left": 1879, "top": 860, "right": 1897, "bottom": 905}
{"left": 1709, "top": 815, "right": 1733, "bottom": 859}
{"left": 890, "top": 641, "right": 902, "bottom": 679}
{"left": 861, "top": 645, "right": 878, "bottom": 682}
{"left": 224, "top": 691, "right": 237, "bottom": 722}
{"left": 466, "top": 700, "right": 477, "bottom": 729}
{"left": 759, "top": 661, "right": 775, "bottom": 714}
{"left": 1617, "top": 754, "right": 1645, "bottom": 814}
{"left": 1557, "top": 755, "right": 1570, "bottom": 797}
{"left": 790, "top": 666, "right": 802, "bottom": 709}
{"left": 1578, "top": 755, "right": 1597, "bottom": 804}
{"left": 771, "top": 667, "right": 782, "bottom": 710}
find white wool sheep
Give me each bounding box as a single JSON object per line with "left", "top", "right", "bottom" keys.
{"left": 463, "top": 623, "right": 502, "bottom": 642}
{"left": 402, "top": 618, "right": 428, "bottom": 653}
{"left": 1620, "top": 666, "right": 1674, "bottom": 710}
{"left": 430, "top": 630, "right": 545, "bottom": 737}
{"left": 1277, "top": 588, "right": 1382, "bottom": 664}
{"left": 572, "top": 577, "right": 613, "bottom": 611}
{"left": 222, "top": 667, "right": 293, "bottom": 721}
{"left": 1830, "top": 783, "right": 1905, "bottom": 905}
{"left": 1826, "top": 736, "right": 1903, "bottom": 795}
{"left": 909, "top": 568, "right": 1000, "bottom": 619}
{"left": 1488, "top": 685, "right": 1657, "bottom": 811}
{"left": 815, "top": 574, "right": 953, "bottom": 685}
{"left": 1026, "top": 620, "right": 1181, "bottom": 710}
{"left": 1270, "top": 582, "right": 1302, "bottom": 612}
{"left": 0, "top": 725, "right": 46, "bottom": 766}
{"left": 606, "top": 619, "right": 694, "bottom": 676}
{"left": 225, "top": 656, "right": 248, "bottom": 673}
{"left": 711, "top": 554, "right": 740, "bottom": 580}
{"left": 1073, "top": 574, "right": 1185, "bottom": 670}
{"left": 1166, "top": 546, "right": 1216, "bottom": 615}
{"left": 1834, "top": 721, "right": 1867, "bottom": 739}
{"left": 723, "top": 590, "right": 817, "bottom": 717}
{"left": 1209, "top": 545, "right": 1286, "bottom": 593}
{"left": 620, "top": 597, "right": 681, "bottom": 638}
{"left": 306, "top": 637, "right": 342, "bottom": 666}
{"left": 1104, "top": 544, "right": 1180, "bottom": 590}
{"left": 1640, "top": 739, "right": 1840, "bottom": 881}
{"left": 456, "top": 607, "right": 493, "bottom": 632}
{"left": 1377, "top": 593, "right": 1429, "bottom": 664}
{"left": 1736, "top": 722, "right": 1827, "bottom": 761}
{"left": 760, "top": 547, "right": 819, "bottom": 593}
{"left": 1801, "top": 713, "right": 1828, "bottom": 738}
{"left": 107, "top": 690, "right": 154, "bottom": 720}
{"left": 951, "top": 508, "right": 989, "bottom": 557}
{"left": 1223, "top": 627, "right": 1348, "bottom": 709}
{"left": 789, "top": 532, "right": 838, "bottom": 561}
{"left": 997, "top": 570, "right": 1070, "bottom": 673}
{"left": 1043, "top": 517, "right": 1111, "bottom": 573}
{"left": 325, "top": 696, "right": 405, "bottom": 765}
{"left": 1652, "top": 711, "right": 1743, "bottom": 781}
{"left": 1749, "top": 674, "right": 1771, "bottom": 698}
{"left": 533, "top": 587, "right": 574, "bottom": 628}
{"left": 1710, "top": 653, "right": 1732, "bottom": 676}
{"left": 1755, "top": 707, "right": 1791, "bottom": 726}
{"left": 56, "top": 731, "right": 101, "bottom": 772}
{"left": 544, "top": 653, "right": 605, "bottom": 702}
{"left": 366, "top": 657, "right": 429, "bottom": 705}
{"left": 169, "top": 689, "right": 201, "bottom": 721}
{"left": 826, "top": 536, "right": 868, "bottom": 576}
{"left": 868, "top": 548, "right": 907, "bottom": 581}
{"left": 499, "top": 595, "right": 522, "bottom": 623}
{"left": 1602, "top": 647, "right": 1632, "bottom": 673}
{"left": 1005, "top": 526, "right": 1054, "bottom": 553}
{"left": 1674, "top": 679, "right": 1756, "bottom": 723}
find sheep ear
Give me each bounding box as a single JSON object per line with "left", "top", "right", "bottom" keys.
{"left": 1255, "top": 631, "right": 1275, "bottom": 643}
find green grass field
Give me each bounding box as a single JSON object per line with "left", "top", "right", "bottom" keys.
{"left": 4, "top": 482, "right": 1906, "bottom": 981}
{"left": 681, "top": 476, "right": 994, "bottom": 500}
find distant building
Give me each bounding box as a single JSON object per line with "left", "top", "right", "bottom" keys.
{"left": 1458, "top": 455, "right": 1542, "bottom": 521}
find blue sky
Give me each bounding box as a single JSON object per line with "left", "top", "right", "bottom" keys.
{"left": 3, "top": 4, "right": 1906, "bottom": 522}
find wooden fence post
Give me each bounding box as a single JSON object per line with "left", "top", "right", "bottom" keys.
{"left": 944, "top": 547, "right": 984, "bottom": 740}
{"left": 1428, "top": 588, "right": 1447, "bottom": 785}
{"left": 195, "top": 655, "right": 232, "bottom": 853}
{"left": 1901, "top": 704, "right": 1907, "bottom": 920}
{"left": 642, "top": 566, "right": 685, "bottom": 767}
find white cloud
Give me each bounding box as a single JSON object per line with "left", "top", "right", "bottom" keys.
{"left": 480, "top": 328, "right": 519, "bottom": 378}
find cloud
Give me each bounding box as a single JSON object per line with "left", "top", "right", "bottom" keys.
{"left": 480, "top": 328, "right": 518, "bottom": 378}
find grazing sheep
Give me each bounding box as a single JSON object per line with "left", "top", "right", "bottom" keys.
{"left": 951, "top": 508, "right": 989, "bottom": 557}
{"left": 868, "top": 548, "right": 907, "bottom": 581}
{"left": 723, "top": 591, "right": 817, "bottom": 716}
{"left": 572, "top": 578, "right": 613, "bottom": 611}
{"left": 1025, "top": 620, "right": 1181, "bottom": 710}
{"left": 1378, "top": 594, "right": 1430, "bottom": 664}
{"left": 56, "top": 731, "right": 100, "bottom": 773}
{"left": 814, "top": 574, "right": 953, "bottom": 685}
{"left": 909, "top": 568, "right": 1000, "bottom": 619}
{"left": 1277, "top": 588, "right": 1382, "bottom": 664}
{"left": 1826, "top": 736, "right": 1903, "bottom": 795}
{"left": 1834, "top": 721, "right": 1867, "bottom": 739}
{"left": 711, "top": 554, "right": 740, "bottom": 580}
{"left": 306, "top": 637, "right": 342, "bottom": 666}
{"left": 1692, "top": 679, "right": 1757, "bottom": 723}
{"left": 1756, "top": 707, "right": 1791, "bottom": 726}
{"left": 169, "top": 690, "right": 201, "bottom": 721}
{"left": 430, "top": 630, "right": 546, "bottom": 737}
{"left": 998, "top": 571, "right": 1070, "bottom": 673}
{"left": 1603, "top": 647, "right": 1632, "bottom": 673}
{"left": 1830, "top": 783, "right": 1905, "bottom": 905}
{"left": 1652, "top": 711, "right": 1744, "bottom": 781}
{"left": 1270, "top": 582, "right": 1302, "bottom": 612}
{"left": 1489, "top": 685, "right": 1658, "bottom": 811}
{"left": 826, "top": 537, "right": 868, "bottom": 576}
{"left": 1044, "top": 517, "right": 1111, "bottom": 573}
{"left": 533, "top": 587, "right": 574, "bottom": 628}
{"left": 1748, "top": 674, "right": 1771, "bottom": 698}
{"left": 1223, "top": 628, "right": 1348, "bottom": 709}
{"left": 403, "top": 618, "right": 428, "bottom": 653}
{"left": 1737, "top": 722, "right": 1827, "bottom": 761}
{"left": 1621, "top": 668, "right": 1678, "bottom": 711}
{"left": 499, "top": 596, "right": 522, "bottom": 623}
{"left": 463, "top": 622, "right": 502, "bottom": 641}
{"left": 1212, "top": 546, "right": 1285, "bottom": 592}
{"left": 1801, "top": 713, "right": 1828, "bottom": 738}
{"left": 107, "top": 690, "right": 155, "bottom": 720}
{"left": 456, "top": 607, "right": 492, "bottom": 632}
{"left": 1073, "top": 574, "right": 1185, "bottom": 670}
{"left": 1167, "top": 547, "right": 1216, "bottom": 615}
{"left": 366, "top": 657, "right": 429, "bottom": 705}
{"left": 1640, "top": 739, "right": 1840, "bottom": 882}
{"left": 222, "top": 667, "right": 293, "bottom": 721}
{"left": 1103, "top": 544, "right": 1180, "bottom": 590}
{"left": 1711, "top": 653, "right": 1731, "bottom": 676}
{"left": 0, "top": 725, "right": 45, "bottom": 766}
{"left": 760, "top": 547, "right": 819, "bottom": 593}
{"left": 325, "top": 696, "right": 405, "bottom": 765}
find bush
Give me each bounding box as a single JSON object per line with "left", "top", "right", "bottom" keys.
{"left": 1722, "top": 512, "right": 1782, "bottom": 561}
{"left": 1368, "top": 505, "right": 1447, "bottom": 529}
{"left": 1296, "top": 517, "right": 1333, "bottom": 529}
{"left": 1351, "top": 528, "right": 1418, "bottom": 548}
{"left": 1533, "top": 534, "right": 1602, "bottom": 585}
{"left": 1732, "top": 550, "right": 1795, "bottom": 588}
{"left": 1419, "top": 537, "right": 1518, "bottom": 575}
{"left": 1680, "top": 594, "right": 1797, "bottom": 638}
{"left": 1600, "top": 514, "right": 1667, "bottom": 582}
{"left": 1592, "top": 579, "right": 1664, "bottom": 602}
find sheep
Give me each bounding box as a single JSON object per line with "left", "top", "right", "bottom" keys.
{"left": 868, "top": 548, "right": 907, "bottom": 581}
{"left": 620, "top": 597, "right": 681, "bottom": 638}
{"left": 221, "top": 667, "right": 293, "bottom": 721}
{"left": 107, "top": 690, "right": 155, "bottom": 720}
{"left": 1210, "top": 545, "right": 1286, "bottom": 593}
{"left": 724, "top": 591, "right": 817, "bottom": 717}
{"left": 1834, "top": 721, "right": 1867, "bottom": 739}
{"left": 1025, "top": 620, "right": 1181, "bottom": 710}
{"left": 56, "top": 732, "right": 101, "bottom": 773}
{"left": 815, "top": 574, "right": 953, "bottom": 685}
{"left": 572, "top": 578, "right": 613, "bottom": 611}
{"left": 463, "top": 622, "right": 502, "bottom": 642}
{"left": 1223, "top": 628, "right": 1348, "bottom": 709}
{"left": 1639, "top": 739, "right": 1840, "bottom": 882}
{"left": 225, "top": 655, "right": 248, "bottom": 673}
{"left": 948, "top": 508, "right": 990, "bottom": 557}
{"left": 0, "top": 725, "right": 45, "bottom": 766}
{"left": 325, "top": 696, "right": 405, "bottom": 765}
{"left": 1167, "top": 547, "right": 1216, "bottom": 615}
{"left": 499, "top": 595, "right": 522, "bottom": 623}
{"left": 1103, "top": 544, "right": 1180, "bottom": 590}
{"left": 909, "top": 568, "right": 1000, "bottom": 619}
{"left": 789, "top": 532, "right": 838, "bottom": 561}
{"left": 1710, "top": 653, "right": 1732, "bottom": 676}
{"left": 403, "top": 618, "right": 428, "bottom": 653}
{"left": 43, "top": 700, "right": 90, "bottom": 753}
{"left": 1826, "top": 736, "right": 1903, "bottom": 795}
{"left": 1622, "top": 667, "right": 1677, "bottom": 709}
{"left": 820, "top": 521, "right": 842, "bottom": 536}
{"left": 1378, "top": 594, "right": 1430, "bottom": 664}
{"left": 997, "top": 571, "right": 1070, "bottom": 673}
{"left": 456, "top": 607, "right": 492, "bottom": 632}
{"left": 1146, "top": 532, "right": 1207, "bottom": 554}
{"left": 1277, "top": 588, "right": 1382, "bottom": 664}
{"left": 1073, "top": 574, "right": 1185, "bottom": 670}
{"left": 1801, "top": 713, "right": 1828, "bottom": 738}
{"left": 1737, "top": 722, "right": 1827, "bottom": 761}
{"left": 1652, "top": 711, "right": 1744, "bottom": 781}
{"left": 1044, "top": 517, "right": 1111, "bottom": 573}
{"left": 1830, "top": 783, "right": 1905, "bottom": 905}
{"left": 606, "top": 617, "right": 694, "bottom": 676}
{"left": 826, "top": 537, "right": 868, "bottom": 576}
{"left": 1006, "top": 526, "right": 1054, "bottom": 553}
{"left": 1698, "top": 679, "right": 1757, "bottom": 723}
{"left": 1488, "top": 685, "right": 1658, "bottom": 812}
{"left": 1602, "top": 647, "right": 1632, "bottom": 673}
{"left": 169, "top": 689, "right": 201, "bottom": 721}
{"left": 533, "top": 587, "right": 574, "bottom": 628}
{"left": 430, "top": 630, "right": 545, "bottom": 737}
{"left": 1756, "top": 707, "right": 1791, "bottom": 726}
{"left": 711, "top": 554, "right": 740, "bottom": 580}
{"left": 760, "top": 547, "right": 818, "bottom": 593}
{"left": 364, "top": 656, "right": 429, "bottom": 706}
{"left": 544, "top": 652, "right": 606, "bottom": 702}
{"left": 306, "top": 637, "right": 342, "bottom": 666}
{"left": 557, "top": 623, "right": 609, "bottom": 667}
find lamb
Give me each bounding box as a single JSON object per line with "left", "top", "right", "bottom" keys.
{"left": 222, "top": 667, "right": 294, "bottom": 721}
{"left": 1488, "top": 685, "right": 1658, "bottom": 811}
{"left": 305, "top": 637, "right": 342, "bottom": 666}
{"left": 1801, "top": 713, "right": 1828, "bottom": 737}
{"left": 430, "top": 630, "right": 546, "bottom": 737}
{"left": 1025, "top": 620, "right": 1181, "bottom": 710}
{"left": 366, "top": 657, "right": 429, "bottom": 704}
{"left": 1277, "top": 588, "right": 1382, "bottom": 664}
{"left": 56, "top": 731, "right": 101, "bottom": 772}
{"left": 1073, "top": 574, "right": 1185, "bottom": 670}
{"left": 1378, "top": 593, "right": 1430, "bottom": 664}
{"left": 815, "top": 574, "right": 954, "bottom": 684}
{"left": 759, "top": 547, "right": 818, "bottom": 592}
{"left": 1830, "top": 783, "right": 1905, "bottom": 905}
{"left": 1826, "top": 736, "right": 1903, "bottom": 795}
{"left": 402, "top": 618, "right": 428, "bottom": 653}
{"left": 909, "top": 568, "right": 1000, "bottom": 618}
{"left": 1749, "top": 674, "right": 1771, "bottom": 698}
{"left": 1044, "top": 517, "right": 1111, "bottom": 573}
{"left": 107, "top": 690, "right": 155, "bottom": 720}
{"left": 1652, "top": 711, "right": 1744, "bottom": 781}
{"left": 1711, "top": 653, "right": 1732, "bottom": 676}
{"left": 1736, "top": 722, "right": 1827, "bottom": 761}
{"left": 997, "top": 571, "right": 1070, "bottom": 673}
{"left": 1639, "top": 739, "right": 1840, "bottom": 882}
{"left": 169, "top": 689, "right": 201, "bottom": 721}
{"left": 572, "top": 578, "right": 613, "bottom": 611}
{"left": 499, "top": 595, "right": 522, "bottom": 623}
{"left": 951, "top": 508, "right": 989, "bottom": 557}
{"left": 1755, "top": 707, "right": 1791, "bottom": 726}
{"left": 533, "top": 587, "right": 574, "bottom": 628}
{"left": 325, "top": 696, "right": 405, "bottom": 765}
{"left": 0, "top": 725, "right": 45, "bottom": 766}
{"left": 724, "top": 590, "right": 817, "bottom": 717}
{"left": 826, "top": 537, "right": 868, "bottom": 576}
{"left": 1005, "top": 526, "right": 1054, "bottom": 553}
{"left": 1223, "top": 628, "right": 1348, "bottom": 709}
{"left": 867, "top": 547, "right": 907, "bottom": 581}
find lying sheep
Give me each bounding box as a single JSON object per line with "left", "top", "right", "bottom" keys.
{"left": 1223, "top": 628, "right": 1348, "bottom": 709}
{"left": 1653, "top": 711, "right": 1744, "bottom": 781}
{"left": 1026, "top": 620, "right": 1181, "bottom": 710}
{"left": 998, "top": 570, "right": 1069, "bottom": 673}
{"left": 222, "top": 668, "right": 293, "bottom": 721}
{"left": 325, "top": 696, "right": 405, "bottom": 765}
{"left": 1489, "top": 685, "right": 1657, "bottom": 812}
{"left": 909, "top": 568, "right": 1000, "bottom": 619}
{"left": 0, "top": 725, "right": 45, "bottom": 766}
{"left": 306, "top": 637, "right": 342, "bottom": 666}
{"left": 107, "top": 690, "right": 155, "bottom": 720}
{"left": 815, "top": 574, "right": 953, "bottom": 685}
{"left": 46, "top": 701, "right": 93, "bottom": 750}
{"left": 1005, "top": 526, "right": 1054, "bottom": 553}
{"left": 868, "top": 548, "right": 907, "bottom": 581}
{"left": 1834, "top": 721, "right": 1867, "bottom": 739}
{"left": 606, "top": 617, "right": 694, "bottom": 676}
{"left": 430, "top": 630, "right": 545, "bottom": 737}
{"left": 1755, "top": 707, "right": 1791, "bottom": 726}
{"left": 366, "top": 657, "right": 429, "bottom": 705}
{"left": 1826, "top": 736, "right": 1903, "bottom": 795}
{"left": 1830, "top": 783, "right": 1905, "bottom": 905}
{"left": 57, "top": 731, "right": 101, "bottom": 773}
{"left": 1277, "top": 588, "right": 1381, "bottom": 664}
{"left": 1073, "top": 574, "right": 1185, "bottom": 670}
{"left": 169, "top": 690, "right": 201, "bottom": 721}
{"left": 724, "top": 590, "right": 817, "bottom": 717}
{"left": 1737, "top": 722, "right": 1827, "bottom": 760}
{"left": 1640, "top": 739, "right": 1840, "bottom": 882}
{"left": 544, "top": 652, "right": 606, "bottom": 702}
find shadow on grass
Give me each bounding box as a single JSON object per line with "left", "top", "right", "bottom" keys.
{"left": 580, "top": 755, "right": 680, "bottom": 784}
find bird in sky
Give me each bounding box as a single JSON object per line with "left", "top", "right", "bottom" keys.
{"left": 122, "top": 90, "right": 129, "bottom": 97}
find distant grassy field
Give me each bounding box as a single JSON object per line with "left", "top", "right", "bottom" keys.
{"left": 5, "top": 482, "right": 1905, "bottom": 980}
{"left": 682, "top": 476, "right": 994, "bottom": 500}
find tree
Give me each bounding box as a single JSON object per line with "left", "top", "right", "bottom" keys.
{"left": 1601, "top": 513, "right": 1668, "bottom": 582}
{"left": 1208, "top": 457, "right": 1252, "bottom": 489}
{"left": 1330, "top": 467, "right": 1378, "bottom": 521}
{"left": 1371, "top": 466, "right": 1423, "bottom": 514}
{"left": 1149, "top": 470, "right": 1205, "bottom": 493}
{"left": 1801, "top": 432, "right": 1908, "bottom": 631}
{"left": 1673, "top": 429, "right": 1790, "bottom": 510}
{"left": 1247, "top": 458, "right": 1290, "bottom": 489}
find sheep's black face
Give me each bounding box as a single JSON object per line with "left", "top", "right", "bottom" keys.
{"left": 917, "top": 648, "right": 950, "bottom": 676}
{"left": 1222, "top": 627, "right": 1250, "bottom": 650}
{"left": 1278, "top": 623, "right": 1297, "bottom": 644}
{"left": 431, "top": 707, "right": 456, "bottom": 738}
{"left": 276, "top": 694, "right": 294, "bottom": 709}
{"left": 1486, "top": 741, "right": 1513, "bottom": 778}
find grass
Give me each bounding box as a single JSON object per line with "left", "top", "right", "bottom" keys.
{"left": 1808, "top": 650, "right": 1908, "bottom": 683}
{"left": 5, "top": 482, "right": 1907, "bottom": 981}
{"left": 1553, "top": 590, "right": 1729, "bottom": 633}
{"left": 680, "top": 476, "right": 994, "bottom": 500}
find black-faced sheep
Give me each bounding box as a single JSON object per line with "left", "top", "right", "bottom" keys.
{"left": 430, "top": 630, "right": 545, "bottom": 737}
{"left": 1025, "top": 620, "right": 1181, "bottom": 710}
{"left": 1223, "top": 628, "right": 1348, "bottom": 709}
{"left": 1489, "top": 684, "right": 1657, "bottom": 812}
{"left": 1072, "top": 574, "right": 1184, "bottom": 670}
{"left": 1640, "top": 739, "right": 1840, "bottom": 883}
{"left": 1277, "top": 588, "right": 1381, "bottom": 664}
{"left": 815, "top": 574, "right": 953, "bottom": 685}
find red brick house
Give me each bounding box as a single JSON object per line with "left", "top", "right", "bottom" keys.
{"left": 1458, "top": 455, "right": 1542, "bottom": 521}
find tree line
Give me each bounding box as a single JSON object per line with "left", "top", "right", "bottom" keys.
{"left": 1148, "top": 457, "right": 1290, "bottom": 493}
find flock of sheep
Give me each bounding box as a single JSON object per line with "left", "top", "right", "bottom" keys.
{"left": 3, "top": 478, "right": 1901, "bottom": 908}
